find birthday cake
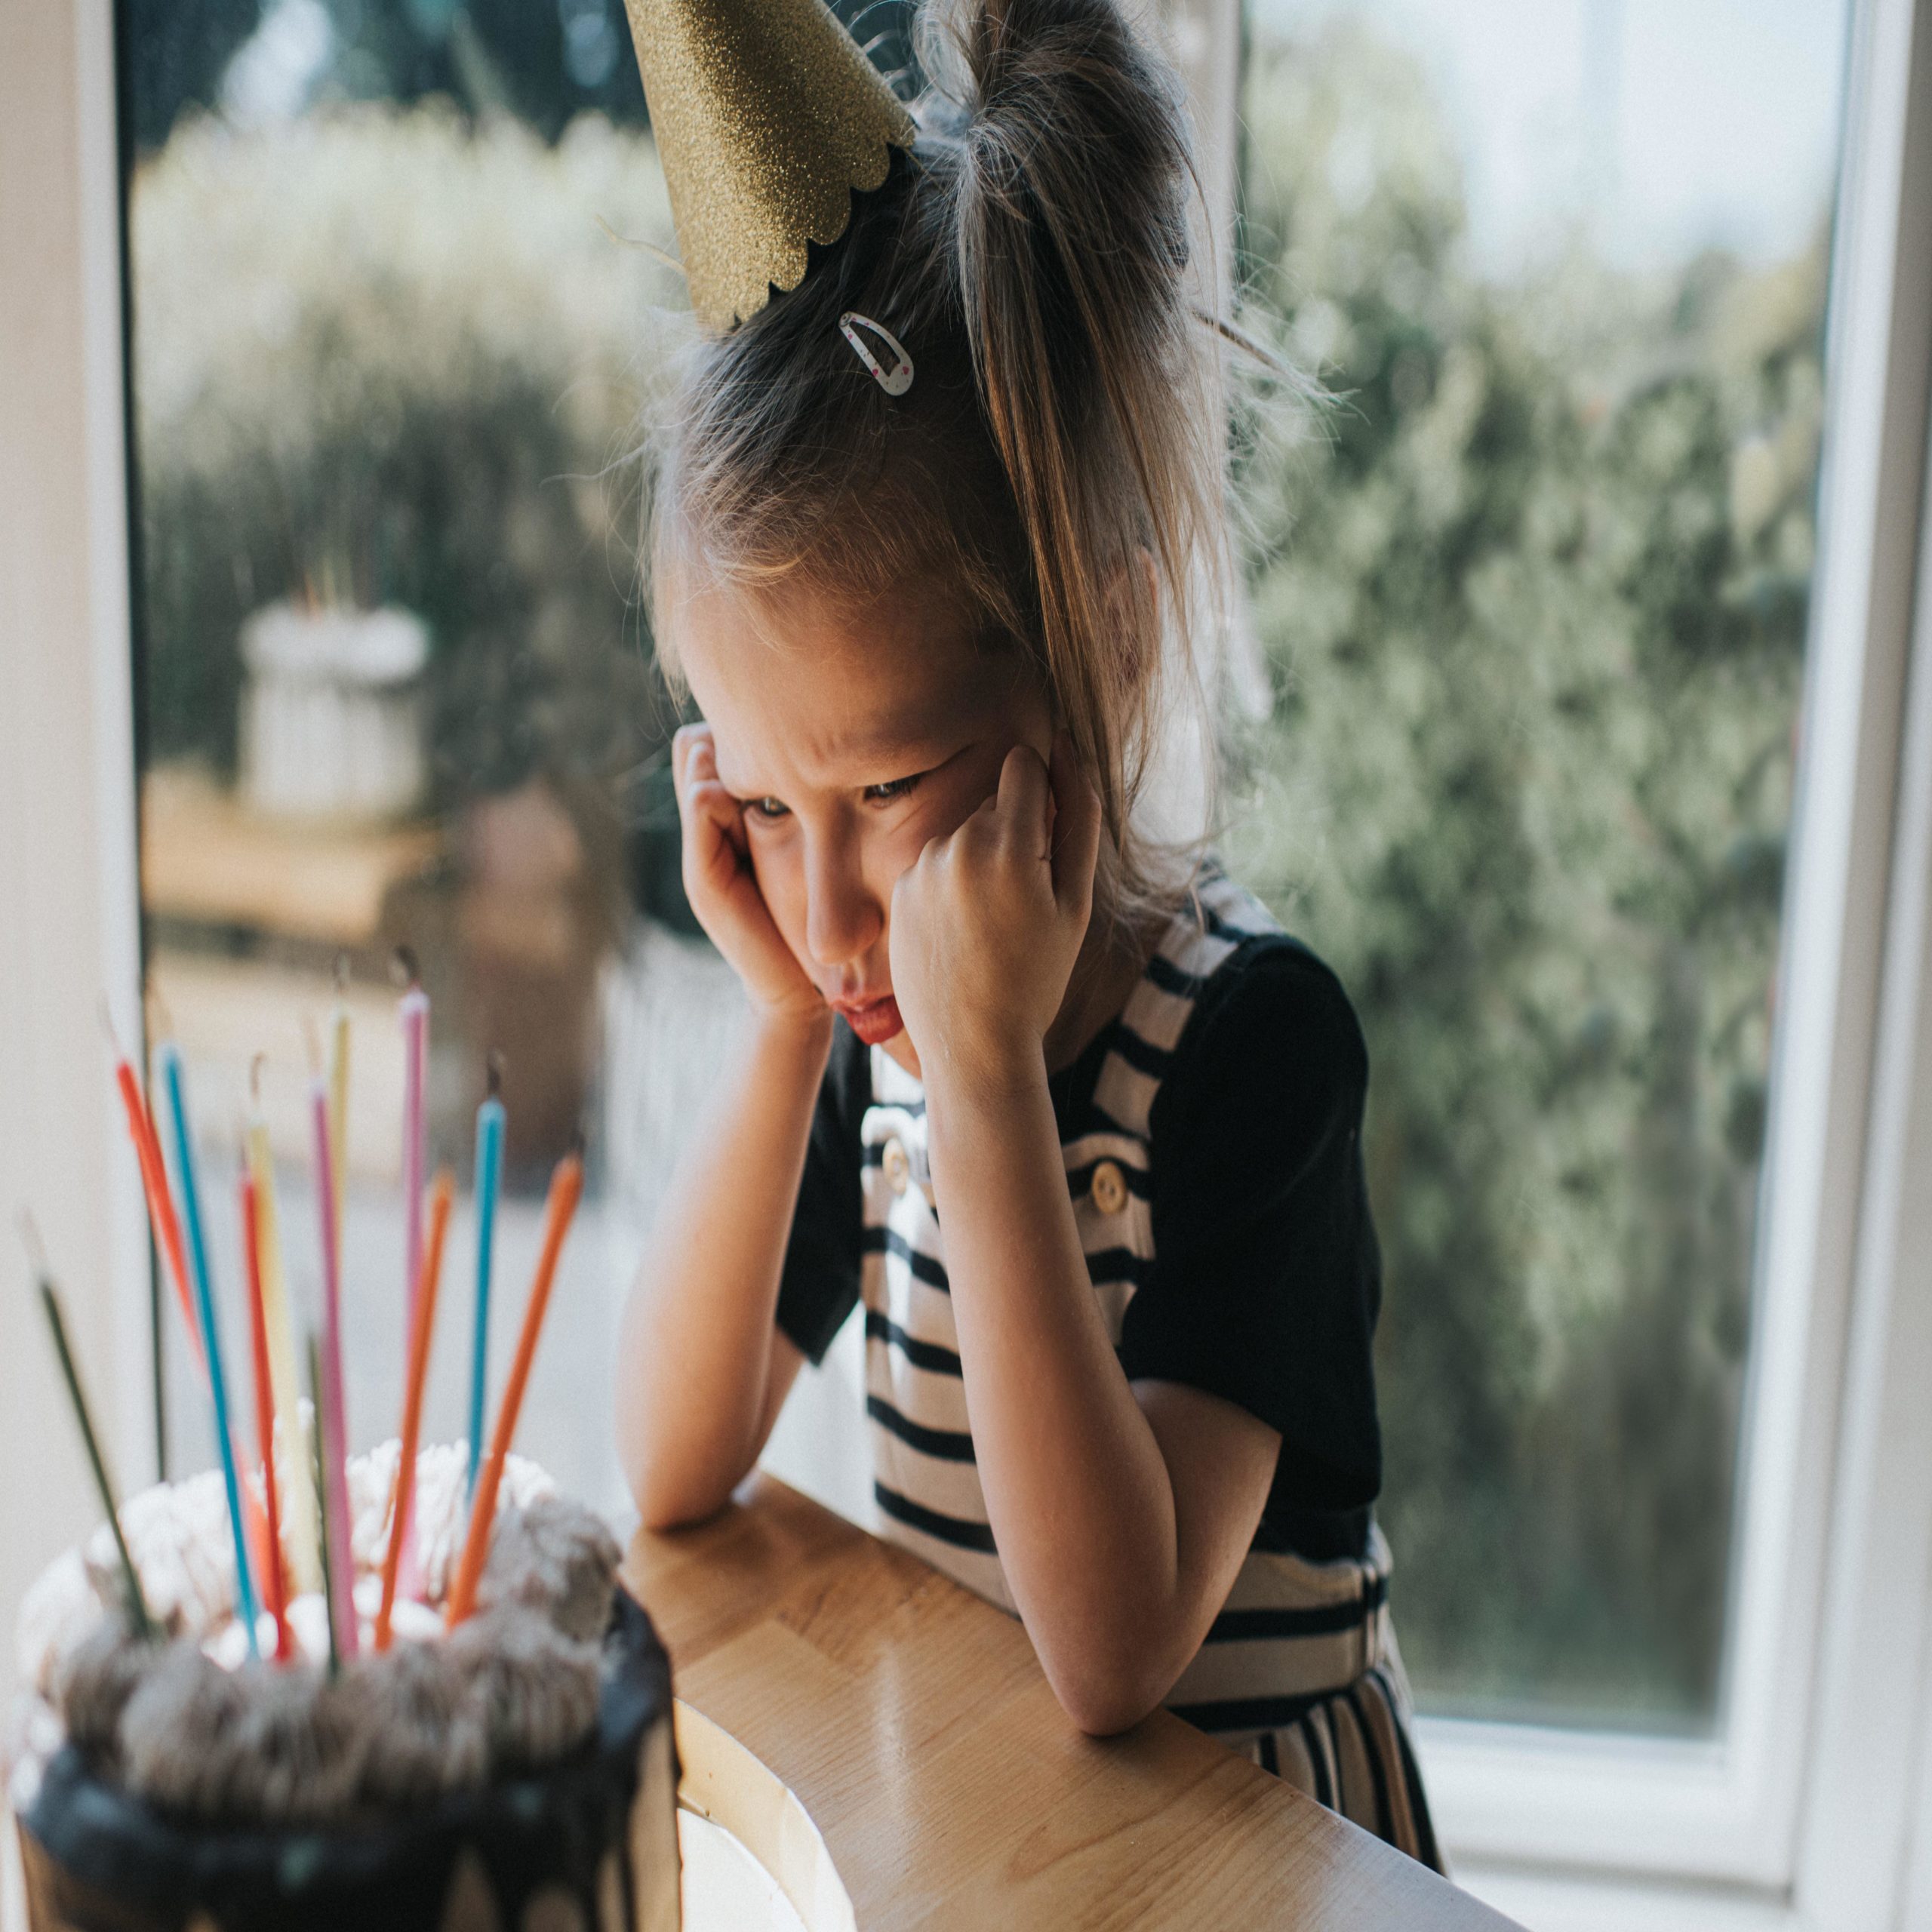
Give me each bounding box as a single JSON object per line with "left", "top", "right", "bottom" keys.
{"left": 8, "top": 1441, "right": 681, "bottom": 1932}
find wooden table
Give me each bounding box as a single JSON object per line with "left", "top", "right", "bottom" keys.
{"left": 626, "top": 1476, "right": 1518, "bottom": 1930}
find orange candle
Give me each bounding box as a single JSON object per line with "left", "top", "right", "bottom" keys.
{"left": 123, "top": 1058, "right": 276, "bottom": 1608}
{"left": 240, "top": 1173, "right": 291, "bottom": 1660}
{"left": 376, "top": 1169, "right": 454, "bottom": 1651}
{"left": 445, "top": 1151, "right": 583, "bottom": 1627}
{"left": 113, "top": 1061, "right": 202, "bottom": 1372}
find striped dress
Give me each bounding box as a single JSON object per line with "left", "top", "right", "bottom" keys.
{"left": 778, "top": 868, "right": 1440, "bottom": 1869}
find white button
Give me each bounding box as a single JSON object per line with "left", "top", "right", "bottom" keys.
{"left": 1090, "top": 1160, "right": 1129, "bottom": 1217}
{"left": 883, "top": 1138, "right": 910, "bottom": 1195}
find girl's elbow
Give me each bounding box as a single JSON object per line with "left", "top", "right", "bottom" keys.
{"left": 623, "top": 1444, "right": 737, "bottom": 1534}
{"left": 1048, "top": 1657, "right": 1170, "bottom": 1739}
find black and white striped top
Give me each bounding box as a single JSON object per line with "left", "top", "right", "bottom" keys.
{"left": 776, "top": 868, "right": 1403, "bottom": 1746}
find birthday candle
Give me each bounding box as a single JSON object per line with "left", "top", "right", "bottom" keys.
{"left": 395, "top": 962, "right": 429, "bottom": 1592}
{"left": 109, "top": 1048, "right": 202, "bottom": 1373}
{"left": 466, "top": 1058, "right": 505, "bottom": 1498}
{"left": 239, "top": 1173, "right": 292, "bottom": 1660}
{"left": 377, "top": 1169, "right": 454, "bottom": 1651}
{"left": 399, "top": 967, "right": 429, "bottom": 1346}
{"left": 448, "top": 1147, "right": 583, "bottom": 1626}
{"left": 328, "top": 959, "right": 351, "bottom": 1257}
{"left": 309, "top": 1079, "right": 358, "bottom": 1659}
{"left": 306, "top": 1334, "right": 343, "bottom": 1681}
{"left": 245, "top": 1106, "right": 322, "bottom": 1595}
{"left": 158, "top": 1042, "right": 259, "bottom": 1656}
{"left": 26, "top": 1221, "right": 154, "bottom": 1640}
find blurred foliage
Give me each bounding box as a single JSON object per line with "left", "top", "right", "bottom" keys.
{"left": 131, "top": 106, "right": 686, "bottom": 812}
{"left": 1226, "top": 21, "right": 1825, "bottom": 1725}
{"left": 124, "top": 0, "right": 646, "bottom": 155}
{"left": 123, "top": 0, "right": 915, "bottom": 155}
{"left": 125, "top": 0, "right": 1828, "bottom": 1728}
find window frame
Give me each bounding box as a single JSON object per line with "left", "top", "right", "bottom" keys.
{"left": 1208, "top": 0, "right": 1932, "bottom": 1907}
{"left": 4, "top": 0, "right": 1931, "bottom": 1921}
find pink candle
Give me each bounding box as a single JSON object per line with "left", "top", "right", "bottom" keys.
{"left": 400, "top": 979, "right": 429, "bottom": 1343}
{"left": 396, "top": 972, "right": 429, "bottom": 1595}
{"left": 310, "top": 1080, "right": 359, "bottom": 1658}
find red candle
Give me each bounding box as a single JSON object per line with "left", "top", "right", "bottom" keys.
{"left": 445, "top": 1151, "right": 583, "bottom": 1627}
{"left": 115, "top": 1042, "right": 275, "bottom": 1599}
{"left": 113, "top": 1060, "right": 202, "bottom": 1371}
{"left": 376, "top": 1169, "right": 454, "bottom": 1652}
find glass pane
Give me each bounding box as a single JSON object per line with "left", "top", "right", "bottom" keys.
{"left": 121, "top": 0, "right": 729, "bottom": 1515}
{"left": 1230, "top": 0, "right": 1850, "bottom": 1727}
{"left": 125, "top": 0, "right": 926, "bottom": 1516}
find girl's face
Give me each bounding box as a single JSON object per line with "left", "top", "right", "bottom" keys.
{"left": 673, "top": 570, "right": 1054, "bottom": 1073}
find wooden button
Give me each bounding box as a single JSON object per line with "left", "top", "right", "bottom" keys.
{"left": 882, "top": 1138, "right": 910, "bottom": 1195}
{"left": 1090, "top": 1159, "right": 1129, "bottom": 1217}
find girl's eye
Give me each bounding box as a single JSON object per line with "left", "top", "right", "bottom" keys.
{"left": 747, "top": 796, "right": 791, "bottom": 820}
{"left": 864, "top": 773, "right": 924, "bottom": 805}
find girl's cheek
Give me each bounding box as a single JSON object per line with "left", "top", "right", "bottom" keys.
{"left": 750, "top": 841, "right": 813, "bottom": 958}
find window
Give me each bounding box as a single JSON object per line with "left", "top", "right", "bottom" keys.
{"left": 48, "top": 0, "right": 1925, "bottom": 1916}
{"left": 1222, "top": 0, "right": 1932, "bottom": 1906}
{"left": 1230, "top": 0, "right": 1850, "bottom": 1735}
{"left": 122, "top": 0, "right": 699, "bottom": 1511}
{"left": 118, "top": 0, "right": 939, "bottom": 1521}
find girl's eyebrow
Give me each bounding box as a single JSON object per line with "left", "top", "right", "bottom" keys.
{"left": 716, "top": 734, "right": 969, "bottom": 804}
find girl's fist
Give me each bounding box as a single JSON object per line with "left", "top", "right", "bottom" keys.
{"left": 890, "top": 732, "right": 1102, "bottom": 1089}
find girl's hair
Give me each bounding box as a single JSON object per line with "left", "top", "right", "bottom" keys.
{"left": 644, "top": 0, "right": 1251, "bottom": 932}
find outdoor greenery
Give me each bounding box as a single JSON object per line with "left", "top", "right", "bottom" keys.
{"left": 123, "top": 0, "right": 650, "bottom": 155}
{"left": 132, "top": 105, "right": 680, "bottom": 808}
{"left": 125, "top": 6, "right": 1826, "bottom": 1729}
{"left": 1225, "top": 21, "right": 1823, "bottom": 1724}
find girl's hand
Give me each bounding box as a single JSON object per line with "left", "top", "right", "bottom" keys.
{"left": 673, "top": 723, "right": 829, "bottom": 1032}
{"left": 890, "top": 732, "right": 1103, "bottom": 1091}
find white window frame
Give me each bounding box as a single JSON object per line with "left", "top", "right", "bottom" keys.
{"left": 1407, "top": 0, "right": 1932, "bottom": 1912}
{"left": 5, "top": 0, "right": 1932, "bottom": 1925}
{"left": 0, "top": 0, "right": 154, "bottom": 1681}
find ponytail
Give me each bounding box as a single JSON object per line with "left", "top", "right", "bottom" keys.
{"left": 928, "top": 0, "right": 1225, "bottom": 918}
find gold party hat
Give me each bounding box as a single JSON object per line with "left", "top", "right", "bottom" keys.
{"left": 623, "top": 0, "right": 920, "bottom": 332}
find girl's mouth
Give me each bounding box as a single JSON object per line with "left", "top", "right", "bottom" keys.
{"left": 834, "top": 995, "right": 903, "bottom": 1046}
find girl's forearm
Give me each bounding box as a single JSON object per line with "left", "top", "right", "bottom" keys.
{"left": 617, "top": 1009, "right": 832, "bottom": 1527}
{"left": 924, "top": 1056, "right": 1194, "bottom": 1733}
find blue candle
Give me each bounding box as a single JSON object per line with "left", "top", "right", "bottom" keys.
{"left": 158, "top": 1041, "right": 260, "bottom": 1656}
{"left": 466, "top": 1060, "right": 505, "bottom": 1499}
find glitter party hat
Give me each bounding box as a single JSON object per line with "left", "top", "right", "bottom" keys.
{"left": 622, "top": 0, "right": 920, "bottom": 331}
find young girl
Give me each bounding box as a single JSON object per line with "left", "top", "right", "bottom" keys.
{"left": 615, "top": 0, "right": 1438, "bottom": 1867}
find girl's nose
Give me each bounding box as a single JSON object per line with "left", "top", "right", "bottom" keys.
{"left": 803, "top": 832, "right": 882, "bottom": 969}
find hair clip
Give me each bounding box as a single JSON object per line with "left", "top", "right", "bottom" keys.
{"left": 839, "top": 312, "right": 914, "bottom": 395}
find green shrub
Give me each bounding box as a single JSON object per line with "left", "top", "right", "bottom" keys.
{"left": 1228, "top": 22, "right": 1823, "bottom": 1724}
{"left": 131, "top": 103, "right": 685, "bottom": 800}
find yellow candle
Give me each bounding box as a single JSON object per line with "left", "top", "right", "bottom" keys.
{"left": 246, "top": 1117, "right": 323, "bottom": 1594}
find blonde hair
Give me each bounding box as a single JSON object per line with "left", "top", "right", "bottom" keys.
{"left": 644, "top": 0, "right": 1274, "bottom": 934}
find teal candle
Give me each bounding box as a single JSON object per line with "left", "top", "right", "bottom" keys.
{"left": 466, "top": 1071, "right": 505, "bottom": 1499}
{"left": 158, "top": 1041, "right": 260, "bottom": 1655}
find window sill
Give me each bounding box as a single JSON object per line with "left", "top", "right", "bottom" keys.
{"left": 1457, "top": 1862, "right": 1810, "bottom": 1932}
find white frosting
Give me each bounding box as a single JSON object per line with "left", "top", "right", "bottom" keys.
{"left": 15, "top": 1432, "right": 555, "bottom": 1697}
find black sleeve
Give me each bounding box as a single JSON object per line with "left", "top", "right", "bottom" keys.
{"left": 1117, "top": 937, "right": 1384, "bottom": 1516}
{"left": 773, "top": 1020, "right": 871, "bottom": 1365}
